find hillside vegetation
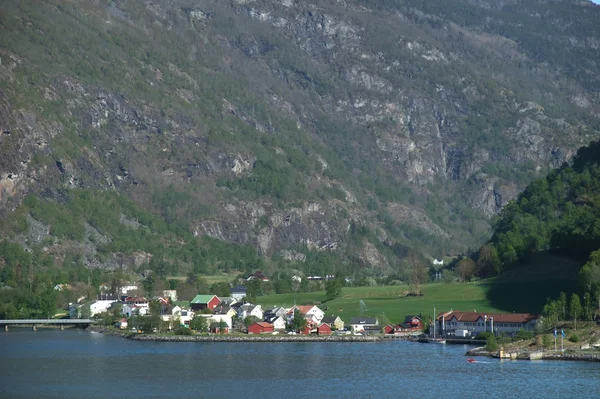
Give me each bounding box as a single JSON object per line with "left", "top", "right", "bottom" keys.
{"left": 0, "top": 0, "right": 600, "bottom": 317}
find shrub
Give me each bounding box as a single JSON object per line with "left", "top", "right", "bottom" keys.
{"left": 542, "top": 334, "right": 552, "bottom": 348}
{"left": 486, "top": 334, "right": 498, "bottom": 352}
{"left": 515, "top": 329, "right": 535, "bottom": 341}
{"left": 175, "top": 327, "right": 192, "bottom": 335}
{"left": 476, "top": 332, "right": 492, "bottom": 340}
{"left": 569, "top": 334, "right": 579, "bottom": 343}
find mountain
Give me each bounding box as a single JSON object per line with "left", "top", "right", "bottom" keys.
{"left": 1, "top": 0, "right": 600, "bottom": 285}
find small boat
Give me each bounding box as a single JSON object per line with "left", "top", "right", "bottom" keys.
{"left": 467, "top": 358, "right": 476, "bottom": 363}
{"left": 430, "top": 338, "right": 446, "bottom": 344}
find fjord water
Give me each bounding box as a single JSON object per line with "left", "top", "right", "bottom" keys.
{"left": 1, "top": 330, "right": 599, "bottom": 399}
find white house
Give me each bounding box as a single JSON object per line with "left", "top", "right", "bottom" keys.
{"left": 237, "top": 304, "right": 263, "bottom": 320}
{"left": 271, "top": 316, "right": 287, "bottom": 331}
{"left": 433, "top": 259, "right": 444, "bottom": 266}
{"left": 350, "top": 317, "right": 379, "bottom": 333}
{"left": 206, "top": 314, "right": 233, "bottom": 329}
{"left": 264, "top": 307, "right": 287, "bottom": 322}
{"left": 170, "top": 306, "right": 194, "bottom": 327}
{"left": 437, "top": 311, "right": 539, "bottom": 336}
{"left": 120, "top": 283, "right": 140, "bottom": 295}
{"left": 122, "top": 297, "right": 149, "bottom": 317}
{"left": 89, "top": 295, "right": 119, "bottom": 317}
{"left": 288, "top": 305, "right": 325, "bottom": 325}
{"left": 230, "top": 286, "right": 247, "bottom": 301}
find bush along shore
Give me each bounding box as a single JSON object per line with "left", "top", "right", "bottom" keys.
{"left": 89, "top": 326, "right": 380, "bottom": 342}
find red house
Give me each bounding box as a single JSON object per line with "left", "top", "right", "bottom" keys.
{"left": 247, "top": 322, "right": 274, "bottom": 334}
{"left": 317, "top": 324, "right": 332, "bottom": 335}
{"left": 190, "top": 295, "right": 221, "bottom": 312}
{"left": 394, "top": 315, "right": 424, "bottom": 334}
{"left": 383, "top": 324, "right": 395, "bottom": 335}
{"left": 300, "top": 326, "right": 312, "bottom": 335}
{"left": 210, "top": 322, "right": 229, "bottom": 334}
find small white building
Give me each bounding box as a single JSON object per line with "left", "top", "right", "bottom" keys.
{"left": 90, "top": 295, "right": 119, "bottom": 317}
{"left": 271, "top": 316, "right": 287, "bottom": 331}
{"left": 350, "top": 317, "right": 379, "bottom": 333}
{"left": 433, "top": 259, "right": 444, "bottom": 266}
{"left": 122, "top": 297, "right": 149, "bottom": 317}
{"left": 237, "top": 304, "right": 263, "bottom": 320}
{"left": 206, "top": 314, "right": 233, "bottom": 329}
{"left": 230, "top": 286, "right": 247, "bottom": 301}
{"left": 119, "top": 283, "right": 140, "bottom": 295}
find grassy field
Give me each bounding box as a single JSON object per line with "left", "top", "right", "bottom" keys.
{"left": 256, "top": 283, "right": 502, "bottom": 325}
{"left": 256, "top": 252, "right": 582, "bottom": 324}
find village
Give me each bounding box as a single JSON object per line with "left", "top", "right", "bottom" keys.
{"left": 68, "top": 270, "right": 540, "bottom": 339}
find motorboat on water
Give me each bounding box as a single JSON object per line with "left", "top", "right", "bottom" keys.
{"left": 467, "top": 358, "right": 476, "bottom": 363}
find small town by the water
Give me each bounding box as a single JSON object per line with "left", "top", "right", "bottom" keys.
{"left": 3, "top": 0, "right": 600, "bottom": 397}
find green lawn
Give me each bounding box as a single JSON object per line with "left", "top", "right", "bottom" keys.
{"left": 256, "top": 283, "right": 502, "bottom": 325}
{"left": 256, "top": 253, "right": 581, "bottom": 324}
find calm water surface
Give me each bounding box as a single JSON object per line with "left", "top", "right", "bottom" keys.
{"left": 1, "top": 329, "right": 599, "bottom": 398}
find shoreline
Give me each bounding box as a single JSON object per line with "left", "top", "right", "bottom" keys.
{"left": 89, "top": 326, "right": 382, "bottom": 342}
{"left": 467, "top": 347, "right": 600, "bottom": 362}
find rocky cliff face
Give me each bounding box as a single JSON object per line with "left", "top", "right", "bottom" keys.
{"left": 0, "top": 0, "right": 598, "bottom": 274}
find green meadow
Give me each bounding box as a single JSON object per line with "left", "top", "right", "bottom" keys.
{"left": 256, "top": 253, "right": 581, "bottom": 324}
{"left": 256, "top": 283, "right": 500, "bottom": 324}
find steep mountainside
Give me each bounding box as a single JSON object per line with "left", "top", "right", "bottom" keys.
{"left": 1, "top": 0, "right": 599, "bottom": 279}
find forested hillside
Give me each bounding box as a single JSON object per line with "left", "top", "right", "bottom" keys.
{"left": 485, "top": 140, "right": 600, "bottom": 271}
{"left": 1, "top": 0, "right": 600, "bottom": 317}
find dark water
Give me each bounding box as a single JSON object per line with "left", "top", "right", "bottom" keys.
{"left": 1, "top": 329, "right": 599, "bottom": 399}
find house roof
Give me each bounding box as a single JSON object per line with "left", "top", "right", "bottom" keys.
{"left": 124, "top": 296, "right": 148, "bottom": 303}
{"left": 403, "top": 315, "right": 421, "bottom": 323}
{"left": 190, "top": 295, "right": 218, "bottom": 304}
{"left": 288, "top": 305, "right": 321, "bottom": 315}
{"left": 218, "top": 297, "right": 236, "bottom": 305}
{"left": 252, "top": 322, "right": 273, "bottom": 328}
{"left": 350, "top": 317, "right": 378, "bottom": 325}
{"left": 322, "top": 315, "right": 341, "bottom": 324}
{"left": 439, "top": 311, "right": 538, "bottom": 324}
{"left": 230, "top": 286, "right": 247, "bottom": 294}
{"left": 239, "top": 303, "right": 258, "bottom": 311}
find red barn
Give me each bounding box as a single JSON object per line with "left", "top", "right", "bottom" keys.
{"left": 190, "top": 295, "right": 221, "bottom": 312}
{"left": 317, "top": 324, "right": 332, "bottom": 335}
{"left": 247, "top": 322, "right": 274, "bottom": 334}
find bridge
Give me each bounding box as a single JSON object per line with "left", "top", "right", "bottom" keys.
{"left": 0, "top": 319, "right": 94, "bottom": 331}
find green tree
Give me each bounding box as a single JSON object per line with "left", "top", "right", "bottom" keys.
{"left": 477, "top": 244, "right": 502, "bottom": 276}
{"left": 456, "top": 257, "right": 477, "bottom": 282}
{"left": 143, "top": 275, "right": 155, "bottom": 296}
{"left": 325, "top": 279, "right": 342, "bottom": 301}
{"left": 570, "top": 293, "right": 582, "bottom": 330}
{"left": 244, "top": 315, "right": 260, "bottom": 328}
{"left": 558, "top": 292, "right": 567, "bottom": 321}
{"left": 485, "top": 334, "right": 498, "bottom": 352}
{"left": 190, "top": 315, "right": 208, "bottom": 332}
{"left": 291, "top": 310, "right": 308, "bottom": 332}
